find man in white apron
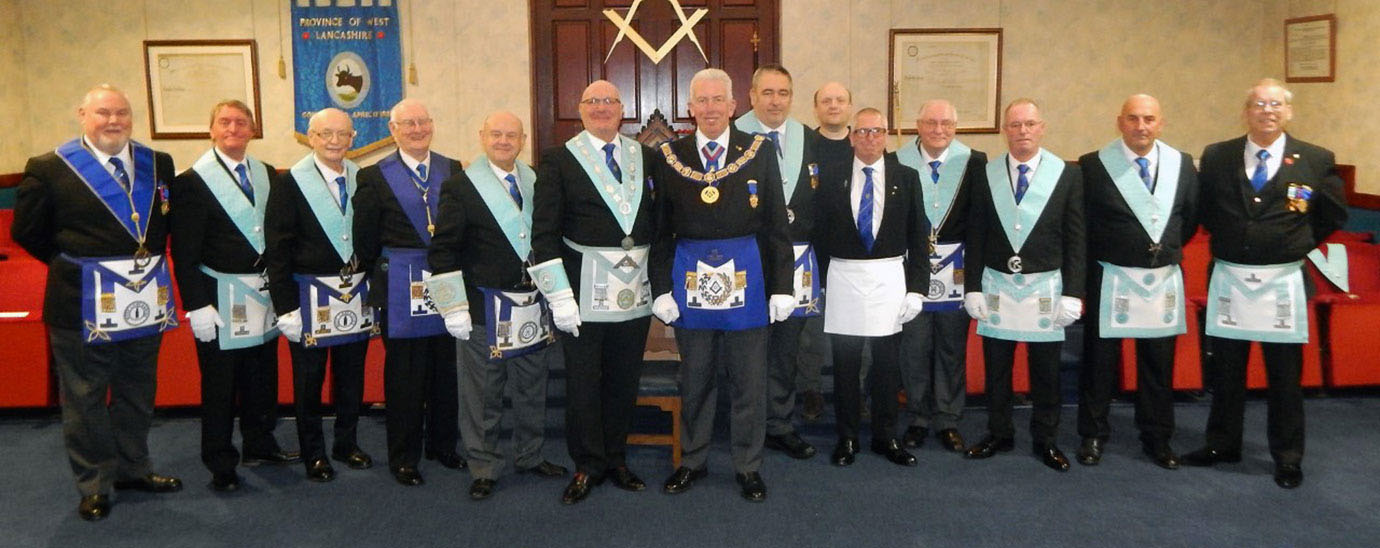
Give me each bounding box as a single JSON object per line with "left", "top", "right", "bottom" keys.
{"left": 1185, "top": 79, "right": 1347, "bottom": 489}
{"left": 265, "top": 108, "right": 376, "bottom": 482}
{"left": 427, "top": 111, "right": 568, "bottom": 501}
{"left": 172, "top": 100, "right": 299, "bottom": 493}
{"left": 817, "top": 108, "right": 928, "bottom": 468}
{"left": 895, "top": 99, "right": 988, "bottom": 453}
{"left": 13, "top": 85, "right": 182, "bottom": 520}
{"left": 1075, "top": 94, "right": 1199, "bottom": 470}
{"left": 528, "top": 80, "right": 657, "bottom": 504}
{"left": 962, "top": 99, "right": 1086, "bottom": 472}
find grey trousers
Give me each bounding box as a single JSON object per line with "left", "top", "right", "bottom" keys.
{"left": 766, "top": 316, "right": 807, "bottom": 435}
{"left": 794, "top": 315, "right": 829, "bottom": 393}
{"left": 675, "top": 326, "right": 768, "bottom": 473}
{"left": 49, "top": 327, "right": 162, "bottom": 496}
{"left": 457, "top": 328, "right": 557, "bottom": 480}
{"left": 900, "top": 310, "right": 970, "bottom": 430}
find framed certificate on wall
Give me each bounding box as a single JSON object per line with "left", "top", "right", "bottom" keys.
{"left": 143, "top": 40, "right": 263, "bottom": 139}
{"left": 1285, "top": 14, "right": 1336, "bottom": 83}
{"left": 888, "top": 29, "right": 1003, "bottom": 134}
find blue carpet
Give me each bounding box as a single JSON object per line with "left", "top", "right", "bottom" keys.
{"left": 2, "top": 397, "right": 1379, "bottom": 547}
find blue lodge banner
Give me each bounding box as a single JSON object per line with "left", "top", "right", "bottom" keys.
{"left": 291, "top": 0, "right": 402, "bottom": 157}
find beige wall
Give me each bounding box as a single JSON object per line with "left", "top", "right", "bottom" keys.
{"left": 0, "top": 0, "right": 30, "bottom": 167}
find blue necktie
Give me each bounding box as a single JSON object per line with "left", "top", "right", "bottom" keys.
{"left": 109, "top": 157, "right": 130, "bottom": 192}
{"left": 702, "top": 142, "right": 722, "bottom": 171}
{"left": 234, "top": 163, "right": 255, "bottom": 205}
{"left": 1135, "top": 157, "right": 1153, "bottom": 192}
{"left": 1015, "top": 164, "right": 1030, "bottom": 204}
{"left": 416, "top": 163, "right": 429, "bottom": 188}
{"left": 505, "top": 173, "right": 522, "bottom": 209}
{"left": 602, "top": 142, "right": 623, "bottom": 181}
{"left": 335, "top": 176, "right": 348, "bottom": 212}
{"left": 928, "top": 160, "right": 942, "bottom": 184}
{"left": 1250, "top": 149, "right": 1270, "bottom": 193}
{"left": 767, "top": 130, "right": 782, "bottom": 157}
{"left": 858, "top": 166, "right": 875, "bottom": 252}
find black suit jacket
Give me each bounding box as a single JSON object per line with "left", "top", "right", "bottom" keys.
{"left": 965, "top": 155, "right": 1086, "bottom": 299}
{"left": 815, "top": 152, "right": 930, "bottom": 293}
{"left": 902, "top": 142, "right": 988, "bottom": 243}
{"left": 649, "top": 129, "right": 793, "bottom": 298}
{"left": 353, "top": 151, "right": 464, "bottom": 308}
{"left": 12, "top": 147, "right": 175, "bottom": 329}
{"left": 264, "top": 165, "right": 358, "bottom": 314}
{"left": 775, "top": 124, "right": 824, "bottom": 243}
{"left": 427, "top": 167, "right": 535, "bottom": 325}
{"left": 170, "top": 155, "right": 278, "bottom": 312}
{"left": 1198, "top": 134, "right": 1347, "bottom": 264}
{"left": 1080, "top": 145, "right": 1199, "bottom": 268}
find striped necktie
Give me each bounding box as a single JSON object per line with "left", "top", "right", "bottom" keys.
{"left": 858, "top": 166, "right": 875, "bottom": 252}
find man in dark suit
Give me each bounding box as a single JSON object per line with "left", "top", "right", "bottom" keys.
{"left": 265, "top": 108, "right": 375, "bottom": 483}
{"left": 733, "top": 64, "right": 821, "bottom": 462}
{"left": 1075, "top": 94, "right": 1199, "bottom": 470}
{"left": 962, "top": 99, "right": 1085, "bottom": 472}
{"left": 172, "top": 99, "right": 300, "bottom": 494}
{"left": 529, "top": 80, "right": 656, "bottom": 504}
{"left": 353, "top": 98, "right": 466, "bottom": 487}
{"left": 1184, "top": 79, "right": 1347, "bottom": 489}
{"left": 12, "top": 84, "right": 182, "bottom": 520}
{"left": 427, "top": 111, "right": 568, "bottom": 501}
{"left": 816, "top": 107, "right": 928, "bottom": 468}
{"left": 896, "top": 99, "right": 987, "bottom": 453}
{"left": 650, "top": 68, "right": 794, "bottom": 502}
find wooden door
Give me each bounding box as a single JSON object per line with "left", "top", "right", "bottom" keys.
{"left": 530, "top": 0, "right": 779, "bottom": 154}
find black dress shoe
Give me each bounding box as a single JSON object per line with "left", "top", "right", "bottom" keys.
{"left": 765, "top": 432, "right": 817, "bottom": 460}
{"left": 1142, "top": 443, "right": 1180, "bottom": 470}
{"left": 114, "top": 473, "right": 183, "bottom": 493}
{"left": 607, "top": 465, "right": 645, "bottom": 492}
{"left": 424, "top": 451, "right": 468, "bottom": 470}
{"left": 871, "top": 439, "right": 918, "bottom": 467}
{"left": 562, "top": 472, "right": 601, "bottom": 504}
{"left": 936, "top": 429, "right": 966, "bottom": 452}
{"left": 242, "top": 450, "right": 302, "bottom": 466}
{"left": 469, "top": 478, "right": 496, "bottom": 500}
{"left": 964, "top": 436, "right": 1014, "bottom": 459}
{"left": 518, "top": 460, "right": 568, "bottom": 478}
{"left": 1035, "top": 444, "right": 1071, "bottom": 472}
{"left": 78, "top": 494, "right": 110, "bottom": 521}
{"left": 331, "top": 448, "right": 373, "bottom": 470}
{"left": 735, "top": 472, "right": 767, "bottom": 502}
{"left": 1076, "top": 437, "right": 1105, "bottom": 466}
{"left": 1182, "top": 447, "right": 1242, "bottom": 467}
{"left": 662, "top": 466, "right": 707, "bottom": 494}
{"left": 1274, "top": 463, "right": 1303, "bottom": 489}
{"left": 391, "top": 465, "right": 424, "bottom": 486}
{"left": 305, "top": 458, "right": 336, "bottom": 482}
{"left": 902, "top": 426, "right": 929, "bottom": 449}
{"left": 209, "top": 472, "right": 241, "bottom": 492}
{"left": 802, "top": 391, "right": 825, "bottom": 422}
{"left": 831, "top": 438, "right": 859, "bottom": 466}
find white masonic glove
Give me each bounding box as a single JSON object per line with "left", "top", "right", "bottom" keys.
{"left": 768, "top": 294, "right": 796, "bottom": 323}
{"left": 443, "top": 309, "right": 473, "bottom": 340}
{"left": 186, "top": 305, "right": 223, "bottom": 343}
{"left": 277, "top": 309, "right": 303, "bottom": 343}
{"left": 898, "top": 292, "right": 925, "bottom": 324}
{"left": 1054, "top": 296, "right": 1083, "bottom": 327}
{"left": 549, "top": 296, "right": 582, "bottom": 337}
{"left": 962, "top": 292, "right": 989, "bottom": 321}
{"left": 652, "top": 293, "right": 680, "bottom": 325}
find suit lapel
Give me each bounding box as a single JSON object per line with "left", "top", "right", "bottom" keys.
{"left": 877, "top": 155, "right": 904, "bottom": 247}
{"left": 671, "top": 136, "right": 705, "bottom": 172}
{"left": 724, "top": 130, "right": 752, "bottom": 165}
{"left": 1224, "top": 135, "right": 1256, "bottom": 212}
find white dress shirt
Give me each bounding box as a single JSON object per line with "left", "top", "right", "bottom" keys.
{"left": 694, "top": 130, "right": 731, "bottom": 169}
{"left": 920, "top": 145, "right": 951, "bottom": 182}
{"left": 850, "top": 156, "right": 885, "bottom": 238}
{"left": 1006, "top": 150, "right": 1044, "bottom": 195}
{"left": 83, "top": 136, "right": 133, "bottom": 185}
{"left": 586, "top": 132, "right": 622, "bottom": 173}
{"left": 1120, "top": 139, "right": 1160, "bottom": 190}
{"left": 314, "top": 157, "right": 346, "bottom": 207}
{"left": 399, "top": 150, "right": 431, "bottom": 181}
{"left": 489, "top": 160, "right": 522, "bottom": 202}
{"left": 1245, "top": 133, "right": 1287, "bottom": 182}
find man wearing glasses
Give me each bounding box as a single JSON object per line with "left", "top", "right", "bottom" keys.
{"left": 353, "top": 98, "right": 466, "bottom": 486}
{"left": 528, "top": 80, "right": 657, "bottom": 504}
{"left": 650, "top": 68, "right": 793, "bottom": 502}
{"left": 266, "top": 108, "right": 375, "bottom": 483}
{"left": 895, "top": 99, "right": 988, "bottom": 453}
{"left": 1184, "top": 79, "right": 1346, "bottom": 489}
{"left": 963, "top": 99, "right": 1085, "bottom": 472}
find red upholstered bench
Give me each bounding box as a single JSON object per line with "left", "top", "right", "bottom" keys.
{"left": 0, "top": 257, "right": 52, "bottom": 408}
{"left": 1318, "top": 242, "right": 1380, "bottom": 387}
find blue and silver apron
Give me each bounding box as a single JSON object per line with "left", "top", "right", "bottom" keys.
{"left": 925, "top": 242, "right": 966, "bottom": 311}
{"left": 480, "top": 287, "right": 553, "bottom": 360}
{"left": 296, "top": 272, "right": 376, "bottom": 348}
{"left": 1097, "top": 262, "right": 1186, "bottom": 338}
{"left": 73, "top": 253, "right": 177, "bottom": 344}
{"left": 1205, "top": 259, "right": 1308, "bottom": 344}
{"left": 383, "top": 247, "right": 445, "bottom": 338}
{"left": 199, "top": 265, "right": 278, "bottom": 350}
{"left": 672, "top": 235, "right": 767, "bottom": 331}
{"left": 564, "top": 238, "right": 652, "bottom": 322}
{"left": 790, "top": 243, "right": 821, "bottom": 317}
{"left": 977, "top": 269, "right": 1064, "bottom": 342}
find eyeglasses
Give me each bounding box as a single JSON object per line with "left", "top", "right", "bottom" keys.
{"left": 692, "top": 95, "right": 730, "bottom": 106}
{"left": 1251, "top": 99, "right": 1286, "bottom": 110}
{"left": 312, "top": 130, "right": 356, "bottom": 141}
{"left": 919, "top": 119, "right": 957, "bottom": 129}
{"left": 393, "top": 118, "right": 433, "bottom": 129}
{"left": 852, "top": 127, "right": 887, "bottom": 137}
{"left": 580, "top": 97, "right": 622, "bottom": 106}
{"left": 1003, "top": 120, "right": 1043, "bottom": 131}
{"left": 484, "top": 130, "right": 523, "bottom": 141}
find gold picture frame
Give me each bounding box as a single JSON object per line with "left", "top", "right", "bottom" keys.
{"left": 143, "top": 40, "right": 263, "bottom": 139}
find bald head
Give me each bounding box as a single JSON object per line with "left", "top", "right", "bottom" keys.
{"left": 480, "top": 111, "right": 525, "bottom": 172}
{"left": 813, "top": 81, "right": 852, "bottom": 133}
{"left": 1116, "top": 94, "right": 1163, "bottom": 155}
{"left": 78, "top": 84, "right": 133, "bottom": 155}
{"left": 579, "top": 80, "right": 623, "bottom": 141}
